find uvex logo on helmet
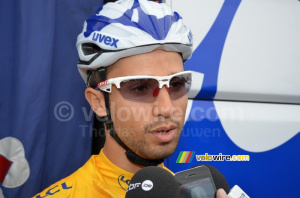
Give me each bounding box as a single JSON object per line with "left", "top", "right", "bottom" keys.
{"left": 92, "top": 32, "right": 119, "bottom": 48}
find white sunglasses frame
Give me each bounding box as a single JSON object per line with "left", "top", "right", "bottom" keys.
{"left": 97, "top": 71, "right": 193, "bottom": 93}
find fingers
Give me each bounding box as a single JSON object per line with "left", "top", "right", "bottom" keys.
{"left": 217, "top": 188, "right": 228, "bottom": 198}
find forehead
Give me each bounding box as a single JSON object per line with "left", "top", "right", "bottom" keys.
{"left": 107, "top": 50, "right": 184, "bottom": 78}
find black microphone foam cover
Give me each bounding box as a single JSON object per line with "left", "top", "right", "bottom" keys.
{"left": 125, "top": 166, "right": 181, "bottom": 198}
{"left": 194, "top": 164, "right": 230, "bottom": 194}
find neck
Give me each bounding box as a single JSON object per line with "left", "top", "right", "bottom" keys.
{"left": 102, "top": 132, "right": 163, "bottom": 174}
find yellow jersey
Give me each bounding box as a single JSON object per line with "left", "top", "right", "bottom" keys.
{"left": 33, "top": 149, "right": 172, "bottom": 198}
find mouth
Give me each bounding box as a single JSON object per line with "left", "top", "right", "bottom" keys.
{"left": 148, "top": 125, "right": 177, "bottom": 143}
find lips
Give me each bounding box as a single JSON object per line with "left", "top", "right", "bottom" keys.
{"left": 148, "top": 125, "right": 177, "bottom": 143}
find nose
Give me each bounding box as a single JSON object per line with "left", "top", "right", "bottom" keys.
{"left": 152, "top": 85, "right": 174, "bottom": 118}
{"left": 153, "top": 86, "right": 169, "bottom": 97}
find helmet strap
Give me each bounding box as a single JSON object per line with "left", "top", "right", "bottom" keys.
{"left": 97, "top": 68, "right": 164, "bottom": 167}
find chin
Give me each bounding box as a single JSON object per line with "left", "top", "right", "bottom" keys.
{"left": 143, "top": 143, "right": 178, "bottom": 160}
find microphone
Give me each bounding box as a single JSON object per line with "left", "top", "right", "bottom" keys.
{"left": 125, "top": 166, "right": 181, "bottom": 198}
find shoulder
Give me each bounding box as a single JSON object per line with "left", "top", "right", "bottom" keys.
{"left": 32, "top": 156, "right": 97, "bottom": 198}
{"left": 32, "top": 173, "right": 74, "bottom": 198}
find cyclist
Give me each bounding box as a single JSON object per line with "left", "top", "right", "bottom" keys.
{"left": 34, "top": 0, "right": 228, "bottom": 197}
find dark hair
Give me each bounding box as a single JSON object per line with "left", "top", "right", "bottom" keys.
{"left": 87, "top": 70, "right": 102, "bottom": 88}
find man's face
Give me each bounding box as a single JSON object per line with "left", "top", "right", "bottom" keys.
{"left": 107, "top": 50, "right": 188, "bottom": 160}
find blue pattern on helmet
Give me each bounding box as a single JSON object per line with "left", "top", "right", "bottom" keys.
{"left": 83, "top": 0, "right": 182, "bottom": 40}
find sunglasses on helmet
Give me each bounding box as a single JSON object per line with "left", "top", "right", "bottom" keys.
{"left": 97, "top": 71, "right": 192, "bottom": 103}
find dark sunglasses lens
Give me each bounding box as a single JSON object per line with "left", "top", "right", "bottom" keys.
{"left": 169, "top": 73, "right": 191, "bottom": 99}
{"left": 120, "top": 79, "right": 158, "bottom": 102}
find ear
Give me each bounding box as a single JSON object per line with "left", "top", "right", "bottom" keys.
{"left": 85, "top": 87, "right": 107, "bottom": 117}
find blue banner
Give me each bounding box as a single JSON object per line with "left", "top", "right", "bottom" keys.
{"left": 0, "top": 0, "right": 103, "bottom": 197}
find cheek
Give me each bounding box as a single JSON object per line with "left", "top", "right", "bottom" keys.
{"left": 110, "top": 93, "right": 130, "bottom": 124}
{"left": 112, "top": 104, "right": 132, "bottom": 123}
{"left": 109, "top": 91, "right": 151, "bottom": 131}
{"left": 172, "top": 96, "right": 188, "bottom": 119}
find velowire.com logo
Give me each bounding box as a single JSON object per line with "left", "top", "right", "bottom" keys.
{"left": 176, "top": 151, "right": 250, "bottom": 163}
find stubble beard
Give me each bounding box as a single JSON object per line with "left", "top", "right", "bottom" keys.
{"left": 120, "top": 117, "right": 183, "bottom": 161}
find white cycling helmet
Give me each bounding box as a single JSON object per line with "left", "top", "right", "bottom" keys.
{"left": 76, "top": 0, "right": 193, "bottom": 84}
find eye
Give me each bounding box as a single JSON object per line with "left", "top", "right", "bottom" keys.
{"left": 121, "top": 79, "right": 155, "bottom": 96}
{"left": 131, "top": 84, "right": 150, "bottom": 93}
{"left": 170, "top": 77, "right": 186, "bottom": 90}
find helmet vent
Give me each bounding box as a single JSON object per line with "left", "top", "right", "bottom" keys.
{"left": 82, "top": 43, "right": 101, "bottom": 55}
